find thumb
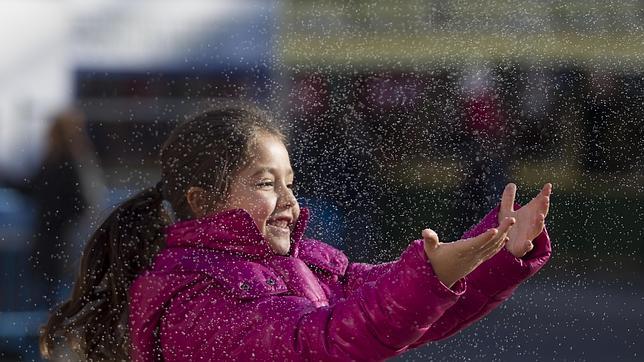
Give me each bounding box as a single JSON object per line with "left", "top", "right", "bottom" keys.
{"left": 422, "top": 228, "right": 440, "bottom": 250}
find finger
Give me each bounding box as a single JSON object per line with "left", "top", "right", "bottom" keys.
{"left": 465, "top": 228, "right": 498, "bottom": 250}
{"left": 542, "top": 194, "right": 550, "bottom": 217}
{"left": 482, "top": 231, "right": 508, "bottom": 257}
{"left": 484, "top": 217, "right": 515, "bottom": 252}
{"left": 481, "top": 236, "right": 508, "bottom": 260}
{"left": 471, "top": 215, "right": 515, "bottom": 251}
{"left": 526, "top": 241, "right": 534, "bottom": 253}
{"left": 422, "top": 228, "right": 440, "bottom": 250}
{"left": 521, "top": 241, "right": 535, "bottom": 256}
{"left": 500, "top": 183, "right": 517, "bottom": 216}
{"left": 534, "top": 213, "right": 546, "bottom": 232}
{"left": 499, "top": 235, "right": 510, "bottom": 251}
{"left": 497, "top": 216, "right": 516, "bottom": 235}
{"left": 540, "top": 183, "right": 553, "bottom": 197}
{"left": 527, "top": 192, "right": 550, "bottom": 218}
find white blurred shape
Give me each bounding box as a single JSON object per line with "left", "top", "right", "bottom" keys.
{"left": 0, "top": 0, "right": 272, "bottom": 179}
{"left": 70, "top": 0, "right": 265, "bottom": 69}
{"left": 0, "top": 0, "right": 72, "bottom": 179}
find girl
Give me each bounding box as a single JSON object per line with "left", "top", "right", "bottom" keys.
{"left": 40, "top": 105, "right": 551, "bottom": 361}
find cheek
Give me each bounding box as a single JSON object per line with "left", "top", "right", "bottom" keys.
{"left": 248, "top": 195, "right": 278, "bottom": 226}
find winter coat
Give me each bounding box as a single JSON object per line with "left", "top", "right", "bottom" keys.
{"left": 129, "top": 205, "right": 551, "bottom": 361}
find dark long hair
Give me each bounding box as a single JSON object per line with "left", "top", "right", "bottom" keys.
{"left": 40, "top": 105, "right": 284, "bottom": 361}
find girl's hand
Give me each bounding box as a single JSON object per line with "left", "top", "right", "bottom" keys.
{"left": 499, "top": 183, "right": 552, "bottom": 258}
{"left": 422, "top": 216, "right": 515, "bottom": 288}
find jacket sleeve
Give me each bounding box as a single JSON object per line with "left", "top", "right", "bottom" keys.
{"left": 408, "top": 204, "right": 552, "bottom": 346}
{"left": 164, "top": 241, "right": 467, "bottom": 361}
{"left": 341, "top": 260, "right": 396, "bottom": 296}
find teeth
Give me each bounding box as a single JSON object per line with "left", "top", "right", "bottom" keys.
{"left": 269, "top": 220, "right": 289, "bottom": 228}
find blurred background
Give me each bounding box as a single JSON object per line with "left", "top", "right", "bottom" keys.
{"left": 0, "top": 0, "right": 642, "bottom": 361}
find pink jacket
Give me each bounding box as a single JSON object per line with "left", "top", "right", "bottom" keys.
{"left": 129, "top": 206, "right": 550, "bottom": 361}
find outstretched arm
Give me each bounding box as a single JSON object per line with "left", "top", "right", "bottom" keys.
{"left": 154, "top": 242, "right": 465, "bottom": 361}
{"left": 409, "top": 183, "right": 553, "bottom": 346}
{"left": 342, "top": 261, "right": 396, "bottom": 296}
{"left": 341, "top": 209, "right": 515, "bottom": 296}
{"left": 153, "top": 222, "right": 514, "bottom": 361}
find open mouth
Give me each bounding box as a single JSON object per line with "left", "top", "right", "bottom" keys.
{"left": 266, "top": 218, "right": 292, "bottom": 234}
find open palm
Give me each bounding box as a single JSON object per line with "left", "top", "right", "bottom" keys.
{"left": 499, "top": 183, "right": 552, "bottom": 258}
{"left": 423, "top": 215, "right": 515, "bottom": 288}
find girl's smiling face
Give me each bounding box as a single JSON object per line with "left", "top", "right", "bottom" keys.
{"left": 220, "top": 133, "right": 300, "bottom": 255}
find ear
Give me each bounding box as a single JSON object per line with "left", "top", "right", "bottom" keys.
{"left": 186, "top": 186, "right": 209, "bottom": 218}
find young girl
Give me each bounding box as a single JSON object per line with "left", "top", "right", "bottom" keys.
{"left": 40, "top": 105, "right": 552, "bottom": 361}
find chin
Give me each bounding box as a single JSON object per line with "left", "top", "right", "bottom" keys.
{"left": 268, "top": 238, "right": 291, "bottom": 255}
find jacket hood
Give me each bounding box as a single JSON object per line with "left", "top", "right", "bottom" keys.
{"left": 164, "top": 207, "right": 310, "bottom": 258}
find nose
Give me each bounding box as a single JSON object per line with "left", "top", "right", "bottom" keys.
{"left": 277, "top": 185, "right": 297, "bottom": 209}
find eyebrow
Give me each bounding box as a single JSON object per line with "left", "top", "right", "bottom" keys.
{"left": 250, "top": 167, "right": 294, "bottom": 177}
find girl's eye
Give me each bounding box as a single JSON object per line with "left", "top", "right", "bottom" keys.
{"left": 256, "top": 181, "right": 274, "bottom": 189}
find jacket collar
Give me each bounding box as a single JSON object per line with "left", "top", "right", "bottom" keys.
{"left": 165, "top": 207, "right": 310, "bottom": 259}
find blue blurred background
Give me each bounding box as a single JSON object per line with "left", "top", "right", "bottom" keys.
{"left": 0, "top": 1, "right": 642, "bottom": 361}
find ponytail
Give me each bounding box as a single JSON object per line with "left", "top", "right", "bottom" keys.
{"left": 40, "top": 183, "right": 169, "bottom": 361}
{"left": 39, "top": 105, "right": 284, "bottom": 360}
